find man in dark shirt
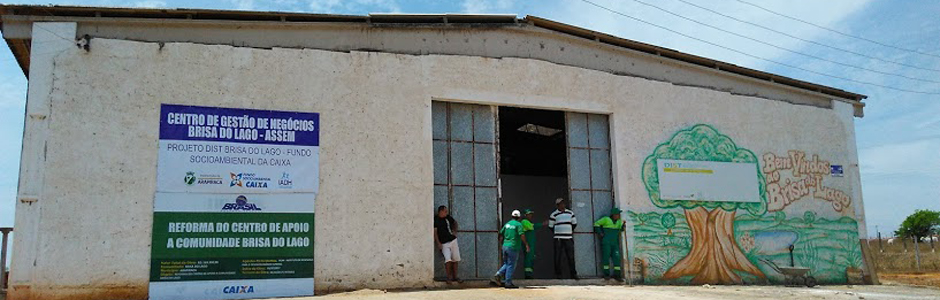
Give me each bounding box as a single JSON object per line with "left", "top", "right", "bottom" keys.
{"left": 434, "top": 205, "right": 462, "bottom": 284}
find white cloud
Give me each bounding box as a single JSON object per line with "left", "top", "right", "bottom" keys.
{"left": 461, "top": 0, "right": 515, "bottom": 13}
{"left": 859, "top": 138, "right": 940, "bottom": 177}
{"left": 0, "top": 82, "right": 25, "bottom": 109}
{"left": 549, "top": 0, "right": 874, "bottom": 70}
{"left": 858, "top": 137, "right": 940, "bottom": 236}
{"left": 307, "top": 0, "right": 341, "bottom": 12}
{"left": 0, "top": 60, "right": 27, "bottom": 110}
{"left": 0, "top": 186, "right": 14, "bottom": 228}
{"left": 132, "top": 0, "right": 167, "bottom": 8}
{"left": 308, "top": 0, "right": 400, "bottom": 14}
{"left": 228, "top": 0, "right": 255, "bottom": 10}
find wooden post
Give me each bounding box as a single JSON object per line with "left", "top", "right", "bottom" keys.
{"left": 0, "top": 227, "right": 11, "bottom": 291}
{"left": 877, "top": 231, "right": 883, "bottom": 253}
{"left": 930, "top": 235, "right": 936, "bottom": 253}
{"left": 913, "top": 235, "right": 921, "bottom": 272}
{"left": 621, "top": 229, "right": 630, "bottom": 285}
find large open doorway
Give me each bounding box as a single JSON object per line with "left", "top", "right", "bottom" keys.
{"left": 432, "top": 101, "right": 615, "bottom": 280}
{"left": 498, "top": 107, "right": 568, "bottom": 279}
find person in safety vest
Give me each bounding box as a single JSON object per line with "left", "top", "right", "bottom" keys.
{"left": 594, "top": 207, "right": 626, "bottom": 281}
{"left": 490, "top": 210, "right": 529, "bottom": 289}
{"left": 521, "top": 209, "right": 546, "bottom": 279}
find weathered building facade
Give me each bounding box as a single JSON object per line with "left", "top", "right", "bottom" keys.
{"left": 1, "top": 5, "right": 874, "bottom": 300}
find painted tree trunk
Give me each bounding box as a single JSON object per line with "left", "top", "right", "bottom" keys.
{"left": 661, "top": 207, "right": 766, "bottom": 284}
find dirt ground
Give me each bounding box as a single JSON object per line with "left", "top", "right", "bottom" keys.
{"left": 880, "top": 272, "right": 940, "bottom": 288}
{"left": 865, "top": 239, "right": 940, "bottom": 274}
{"left": 273, "top": 284, "right": 940, "bottom": 300}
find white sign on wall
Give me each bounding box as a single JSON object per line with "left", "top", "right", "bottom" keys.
{"left": 151, "top": 104, "right": 318, "bottom": 300}
{"left": 656, "top": 159, "right": 760, "bottom": 203}
{"left": 156, "top": 140, "right": 320, "bottom": 194}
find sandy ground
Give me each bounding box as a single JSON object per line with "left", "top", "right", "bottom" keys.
{"left": 271, "top": 284, "right": 940, "bottom": 300}
{"left": 0, "top": 284, "right": 935, "bottom": 300}
{"left": 881, "top": 272, "right": 940, "bottom": 288}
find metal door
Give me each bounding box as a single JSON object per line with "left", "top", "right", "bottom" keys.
{"left": 565, "top": 112, "right": 614, "bottom": 277}
{"left": 432, "top": 101, "right": 500, "bottom": 279}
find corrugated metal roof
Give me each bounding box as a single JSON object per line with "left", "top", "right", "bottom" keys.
{"left": 0, "top": 4, "right": 867, "bottom": 101}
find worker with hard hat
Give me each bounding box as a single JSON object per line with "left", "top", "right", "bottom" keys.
{"left": 593, "top": 207, "right": 626, "bottom": 281}
{"left": 491, "top": 209, "right": 529, "bottom": 289}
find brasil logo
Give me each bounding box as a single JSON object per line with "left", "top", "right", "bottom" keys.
{"left": 222, "top": 195, "right": 262, "bottom": 211}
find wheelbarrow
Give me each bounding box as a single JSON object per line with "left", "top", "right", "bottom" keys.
{"left": 777, "top": 266, "right": 817, "bottom": 287}
{"left": 760, "top": 245, "right": 817, "bottom": 287}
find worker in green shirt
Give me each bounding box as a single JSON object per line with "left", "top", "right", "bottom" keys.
{"left": 594, "top": 207, "right": 626, "bottom": 281}
{"left": 491, "top": 210, "right": 529, "bottom": 289}
{"left": 521, "top": 209, "right": 543, "bottom": 279}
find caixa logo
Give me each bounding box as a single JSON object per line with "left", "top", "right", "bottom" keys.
{"left": 230, "top": 172, "right": 271, "bottom": 188}
{"left": 222, "top": 195, "right": 262, "bottom": 211}
{"left": 222, "top": 285, "right": 254, "bottom": 294}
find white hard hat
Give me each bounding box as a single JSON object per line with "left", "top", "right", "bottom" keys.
{"left": 511, "top": 210, "right": 521, "bottom": 217}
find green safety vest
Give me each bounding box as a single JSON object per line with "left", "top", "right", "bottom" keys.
{"left": 521, "top": 219, "right": 541, "bottom": 250}
{"left": 593, "top": 216, "right": 625, "bottom": 245}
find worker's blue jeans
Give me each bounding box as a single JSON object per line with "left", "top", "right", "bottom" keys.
{"left": 497, "top": 245, "right": 520, "bottom": 285}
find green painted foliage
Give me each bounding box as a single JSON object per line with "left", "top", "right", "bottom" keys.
{"left": 774, "top": 211, "right": 786, "bottom": 223}
{"left": 641, "top": 124, "right": 767, "bottom": 216}
{"left": 804, "top": 211, "right": 817, "bottom": 225}
{"left": 661, "top": 213, "right": 676, "bottom": 229}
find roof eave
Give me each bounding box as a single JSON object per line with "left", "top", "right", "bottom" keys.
{"left": 0, "top": 5, "right": 868, "bottom": 106}
{"left": 524, "top": 15, "right": 867, "bottom": 103}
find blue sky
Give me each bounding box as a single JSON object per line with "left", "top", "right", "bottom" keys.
{"left": 1, "top": 0, "right": 939, "bottom": 265}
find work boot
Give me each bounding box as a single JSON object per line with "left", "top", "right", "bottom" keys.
{"left": 603, "top": 274, "right": 610, "bottom": 280}
{"left": 612, "top": 273, "right": 622, "bottom": 282}
{"left": 504, "top": 283, "right": 519, "bottom": 289}
{"left": 490, "top": 274, "right": 504, "bottom": 287}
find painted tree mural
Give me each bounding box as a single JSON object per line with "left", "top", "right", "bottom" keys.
{"left": 641, "top": 124, "right": 767, "bottom": 284}
{"left": 804, "top": 211, "right": 817, "bottom": 227}
{"left": 661, "top": 213, "right": 676, "bottom": 235}
{"left": 774, "top": 211, "right": 786, "bottom": 225}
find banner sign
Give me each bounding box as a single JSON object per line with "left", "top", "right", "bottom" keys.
{"left": 157, "top": 104, "right": 319, "bottom": 194}
{"left": 151, "top": 104, "right": 318, "bottom": 300}
{"left": 656, "top": 159, "right": 760, "bottom": 203}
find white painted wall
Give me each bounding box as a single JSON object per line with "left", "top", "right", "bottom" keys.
{"left": 8, "top": 35, "right": 862, "bottom": 299}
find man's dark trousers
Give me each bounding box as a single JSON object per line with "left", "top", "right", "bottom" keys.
{"left": 553, "top": 238, "right": 577, "bottom": 278}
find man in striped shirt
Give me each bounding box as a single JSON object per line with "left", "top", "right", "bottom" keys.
{"left": 548, "top": 198, "right": 578, "bottom": 280}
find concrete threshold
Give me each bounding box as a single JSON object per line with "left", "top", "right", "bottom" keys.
{"left": 428, "top": 278, "right": 627, "bottom": 289}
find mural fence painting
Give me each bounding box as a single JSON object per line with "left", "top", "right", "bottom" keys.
{"left": 635, "top": 124, "right": 863, "bottom": 285}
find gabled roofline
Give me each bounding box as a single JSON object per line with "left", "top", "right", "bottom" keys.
{"left": 525, "top": 16, "right": 866, "bottom": 103}
{"left": 0, "top": 4, "right": 867, "bottom": 104}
